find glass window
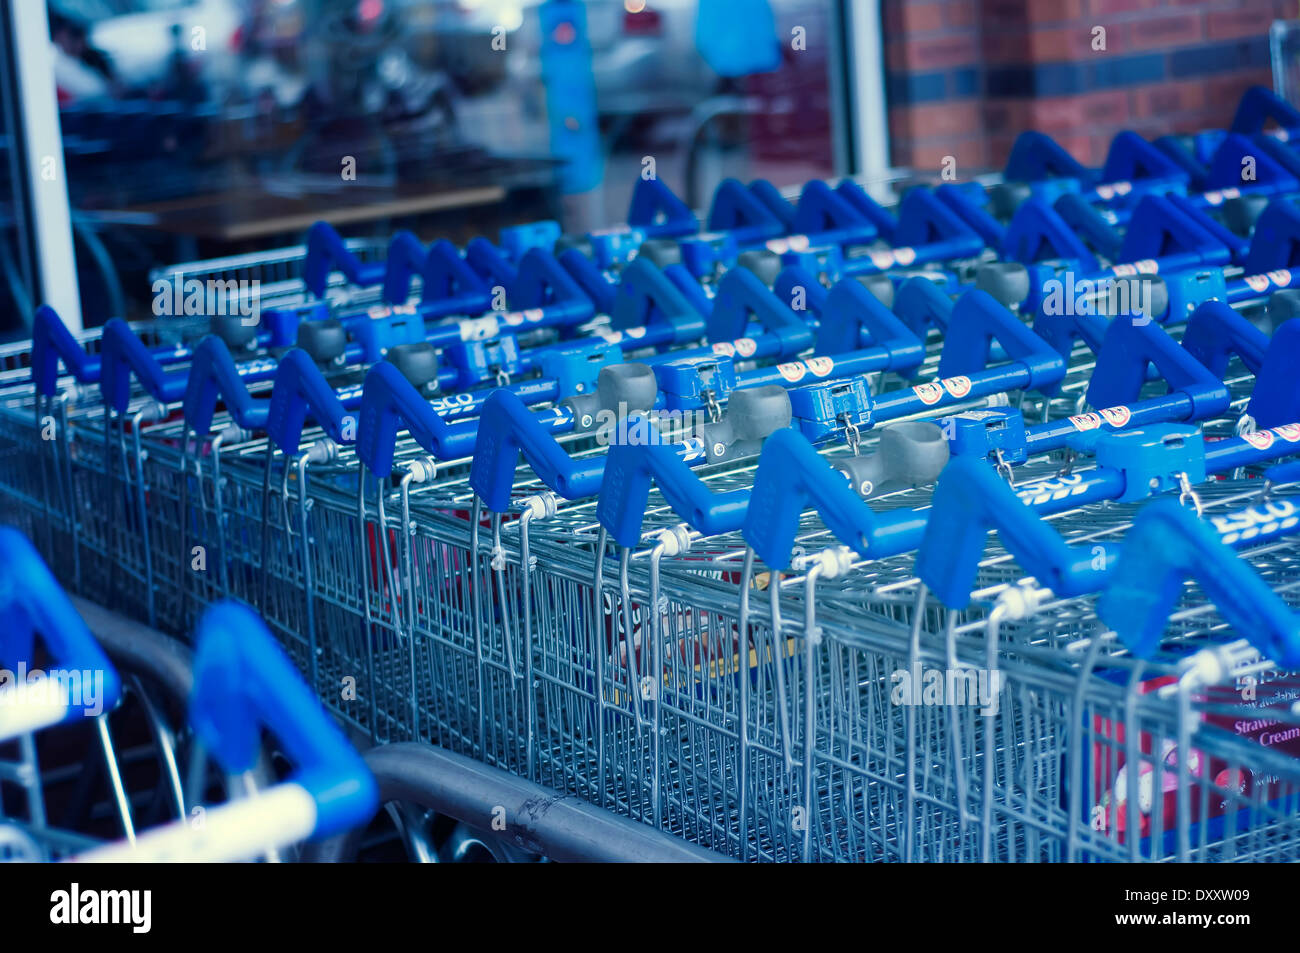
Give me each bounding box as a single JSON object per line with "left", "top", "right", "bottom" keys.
{"left": 47, "top": 0, "right": 840, "bottom": 324}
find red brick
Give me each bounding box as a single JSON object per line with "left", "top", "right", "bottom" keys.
{"left": 1168, "top": 115, "right": 1205, "bottom": 136}
{"left": 904, "top": 138, "right": 990, "bottom": 173}
{"left": 988, "top": 134, "right": 1019, "bottom": 169}
{"left": 946, "top": 0, "right": 978, "bottom": 28}
{"left": 1122, "top": 11, "right": 1202, "bottom": 51}
{"left": 1132, "top": 79, "right": 1207, "bottom": 118}
{"left": 1028, "top": 97, "right": 1079, "bottom": 134}
{"left": 1087, "top": 0, "right": 1153, "bottom": 16}
{"left": 1204, "top": 70, "right": 1274, "bottom": 123}
{"left": 884, "top": 0, "right": 949, "bottom": 35}
{"left": 981, "top": 0, "right": 1030, "bottom": 25}
{"left": 1026, "top": 0, "right": 1086, "bottom": 24}
{"left": 1206, "top": 8, "right": 1275, "bottom": 42}
{"left": 1031, "top": 25, "right": 1113, "bottom": 59}
{"left": 898, "top": 102, "right": 984, "bottom": 139}
{"left": 898, "top": 33, "right": 981, "bottom": 69}
{"left": 1279, "top": 0, "right": 1300, "bottom": 19}
{"left": 1028, "top": 90, "right": 1129, "bottom": 133}
{"left": 981, "top": 29, "right": 1030, "bottom": 63}
{"left": 1078, "top": 89, "right": 1132, "bottom": 124}
{"left": 903, "top": 2, "right": 947, "bottom": 33}
{"left": 983, "top": 99, "right": 1031, "bottom": 133}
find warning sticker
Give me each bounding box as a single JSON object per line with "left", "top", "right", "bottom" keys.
{"left": 1113, "top": 259, "right": 1160, "bottom": 277}
{"left": 913, "top": 381, "right": 945, "bottom": 405}
{"left": 1070, "top": 413, "right": 1103, "bottom": 431}
{"left": 807, "top": 356, "right": 835, "bottom": 377}
{"left": 1203, "top": 187, "right": 1240, "bottom": 206}
{"left": 778, "top": 362, "right": 807, "bottom": 383}
{"left": 942, "top": 375, "right": 971, "bottom": 399}
{"left": 1099, "top": 405, "right": 1131, "bottom": 428}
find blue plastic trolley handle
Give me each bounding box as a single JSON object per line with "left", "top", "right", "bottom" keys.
{"left": 1099, "top": 499, "right": 1300, "bottom": 666}
{"left": 303, "top": 222, "right": 386, "bottom": 299}
{"left": 356, "top": 361, "right": 469, "bottom": 477}
{"left": 188, "top": 602, "right": 378, "bottom": 838}
{"left": 1230, "top": 85, "right": 1300, "bottom": 137}
{"left": 470, "top": 388, "right": 597, "bottom": 511}
{"left": 99, "top": 318, "right": 187, "bottom": 411}
{"left": 183, "top": 335, "right": 271, "bottom": 435}
{"left": 596, "top": 416, "right": 749, "bottom": 547}
{"left": 264, "top": 348, "right": 356, "bottom": 455}
{"left": 32, "top": 305, "right": 101, "bottom": 396}
{"left": 0, "top": 527, "right": 121, "bottom": 720}
{"left": 742, "top": 427, "right": 887, "bottom": 570}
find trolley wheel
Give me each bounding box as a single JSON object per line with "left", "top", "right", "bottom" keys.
{"left": 48, "top": 599, "right": 279, "bottom": 855}
{"left": 302, "top": 744, "right": 544, "bottom": 864}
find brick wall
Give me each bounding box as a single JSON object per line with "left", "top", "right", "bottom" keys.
{"left": 883, "top": 0, "right": 1298, "bottom": 175}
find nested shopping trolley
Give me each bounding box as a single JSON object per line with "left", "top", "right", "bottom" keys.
{"left": 5, "top": 84, "right": 1300, "bottom": 862}
{"left": 0, "top": 527, "right": 377, "bottom": 862}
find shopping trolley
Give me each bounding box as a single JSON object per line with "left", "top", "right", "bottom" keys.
{"left": 239, "top": 200, "right": 1295, "bottom": 853}
{"left": 101, "top": 182, "right": 992, "bottom": 655}
{"left": 334, "top": 293, "right": 1051, "bottom": 849}
{"left": 880, "top": 458, "right": 1300, "bottom": 862}
{"left": 0, "top": 528, "right": 122, "bottom": 860}
{"left": 445, "top": 295, "right": 1300, "bottom": 859}
{"left": 0, "top": 527, "right": 377, "bottom": 862}
{"left": 3, "top": 82, "right": 1299, "bottom": 864}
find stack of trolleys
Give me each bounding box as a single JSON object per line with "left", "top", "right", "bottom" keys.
{"left": 16, "top": 160, "right": 981, "bottom": 651}
{"left": 1, "top": 85, "right": 1299, "bottom": 862}
{"left": 432, "top": 92, "right": 1300, "bottom": 858}
{"left": 2, "top": 163, "right": 946, "bottom": 629}
{"left": 0, "top": 527, "right": 377, "bottom": 862}
{"left": 459, "top": 292, "right": 1299, "bottom": 860}
{"left": 0, "top": 232, "right": 394, "bottom": 621}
